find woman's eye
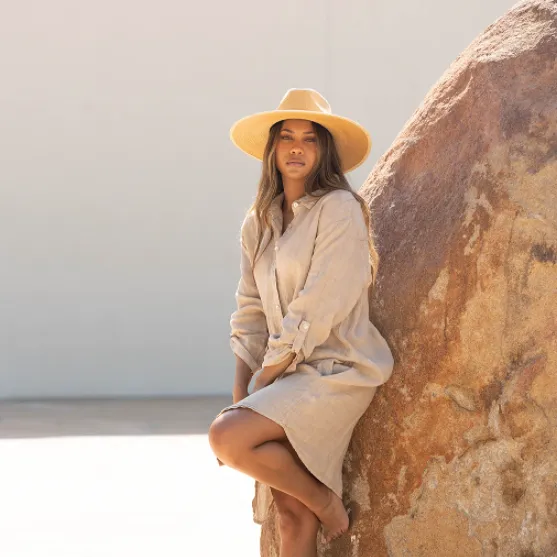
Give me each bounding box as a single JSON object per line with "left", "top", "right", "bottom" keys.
{"left": 281, "top": 136, "right": 316, "bottom": 142}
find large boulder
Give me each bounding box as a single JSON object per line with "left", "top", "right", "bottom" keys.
{"left": 259, "top": 0, "right": 557, "bottom": 555}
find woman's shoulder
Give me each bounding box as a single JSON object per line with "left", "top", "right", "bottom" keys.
{"left": 239, "top": 210, "right": 258, "bottom": 244}
{"left": 240, "top": 209, "right": 270, "bottom": 255}
{"left": 318, "top": 188, "right": 362, "bottom": 221}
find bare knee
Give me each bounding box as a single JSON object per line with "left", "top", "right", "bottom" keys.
{"left": 209, "top": 411, "right": 241, "bottom": 466}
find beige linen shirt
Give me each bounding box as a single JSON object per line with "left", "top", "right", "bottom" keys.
{"left": 229, "top": 188, "right": 394, "bottom": 385}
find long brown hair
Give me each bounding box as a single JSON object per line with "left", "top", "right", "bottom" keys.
{"left": 246, "top": 120, "right": 380, "bottom": 293}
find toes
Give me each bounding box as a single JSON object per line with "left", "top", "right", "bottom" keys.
{"left": 324, "top": 527, "right": 347, "bottom": 544}
{"left": 334, "top": 528, "right": 345, "bottom": 540}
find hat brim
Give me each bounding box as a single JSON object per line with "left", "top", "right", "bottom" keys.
{"left": 229, "top": 110, "right": 372, "bottom": 173}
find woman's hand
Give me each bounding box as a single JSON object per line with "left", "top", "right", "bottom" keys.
{"left": 252, "top": 352, "right": 297, "bottom": 393}
{"left": 252, "top": 374, "right": 272, "bottom": 393}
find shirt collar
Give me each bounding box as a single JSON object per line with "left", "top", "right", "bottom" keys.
{"left": 269, "top": 187, "right": 328, "bottom": 218}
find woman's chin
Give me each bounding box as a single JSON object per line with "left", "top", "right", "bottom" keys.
{"left": 281, "top": 166, "right": 309, "bottom": 178}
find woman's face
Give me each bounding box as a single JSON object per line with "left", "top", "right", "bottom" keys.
{"left": 275, "top": 119, "right": 319, "bottom": 182}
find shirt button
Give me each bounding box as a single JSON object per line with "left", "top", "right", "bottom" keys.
{"left": 293, "top": 201, "right": 298, "bottom": 208}
{"left": 274, "top": 245, "right": 279, "bottom": 251}
{"left": 275, "top": 304, "right": 280, "bottom": 310}
{"left": 301, "top": 321, "right": 309, "bottom": 331}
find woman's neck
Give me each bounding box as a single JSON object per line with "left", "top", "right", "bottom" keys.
{"left": 282, "top": 182, "right": 306, "bottom": 213}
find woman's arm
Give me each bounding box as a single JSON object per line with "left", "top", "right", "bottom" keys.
{"left": 261, "top": 197, "right": 371, "bottom": 373}
{"left": 229, "top": 216, "right": 270, "bottom": 397}
{"left": 232, "top": 355, "right": 253, "bottom": 402}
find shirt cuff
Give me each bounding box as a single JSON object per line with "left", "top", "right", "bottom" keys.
{"left": 262, "top": 319, "right": 311, "bottom": 370}
{"left": 292, "top": 319, "right": 310, "bottom": 353}
{"left": 230, "top": 337, "right": 261, "bottom": 373}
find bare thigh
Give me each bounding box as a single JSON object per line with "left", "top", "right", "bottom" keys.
{"left": 210, "top": 408, "right": 321, "bottom": 522}
{"left": 211, "top": 407, "right": 318, "bottom": 479}
{"left": 209, "top": 407, "right": 287, "bottom": 455}
{"left": 277, "top": 437, "right": 315, "bottom": 479}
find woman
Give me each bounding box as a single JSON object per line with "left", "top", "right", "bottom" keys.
{"left": 209, "top": 88, "right": 394, "bottom": 555}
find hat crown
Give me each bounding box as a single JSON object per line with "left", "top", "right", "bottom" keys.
{"left": 230, "top": 87, "right": 371, "bottom": 172}
{"left": 276, "top": 88, "right": 332, "bottom": 114}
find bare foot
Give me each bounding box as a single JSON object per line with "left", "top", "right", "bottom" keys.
{"left": 312, "top": 487, "right": 349, "bottom": 544}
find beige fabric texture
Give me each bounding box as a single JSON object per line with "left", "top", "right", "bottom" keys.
{"left": 216, "top": 188, "right": 394, "bottom": 524}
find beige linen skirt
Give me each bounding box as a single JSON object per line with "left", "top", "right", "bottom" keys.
{"left": 214, "top": 360, "right": 377, "bottom": 525}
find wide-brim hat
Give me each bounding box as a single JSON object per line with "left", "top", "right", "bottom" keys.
{"left": 229, "top": 88, "right": 371, "bottom": 173}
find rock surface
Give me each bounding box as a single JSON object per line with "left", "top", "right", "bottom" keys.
{"left": 258, "top": 0, "right": 557, "bottom": 555}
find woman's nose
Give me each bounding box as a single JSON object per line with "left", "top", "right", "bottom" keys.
{"left": 290, "top": 145, "right": 303, "bottom": 154}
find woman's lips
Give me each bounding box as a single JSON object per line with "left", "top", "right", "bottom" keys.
{"left": 287, "top": 161, "right": 305, "bottom": 166}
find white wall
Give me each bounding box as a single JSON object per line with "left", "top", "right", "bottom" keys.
{"left": 0, "top": 0, "right": 517, "bottom": 399}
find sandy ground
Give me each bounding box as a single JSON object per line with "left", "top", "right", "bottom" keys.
{"left": 0, "top": 397, "right": 261, "bottom": 557}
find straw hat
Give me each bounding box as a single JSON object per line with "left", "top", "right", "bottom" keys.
{"left": 229, "top": 88, "right": 371, "bottom": 173}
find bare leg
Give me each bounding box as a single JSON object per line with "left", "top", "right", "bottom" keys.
{"left": 272, "top": 439, "right": 319, "bottom": 557}
{"left": 209, "top": 408, "right": 348, "bottom": 543}
{"left": 272, "top": 486, "right": 319, "bottom": 557}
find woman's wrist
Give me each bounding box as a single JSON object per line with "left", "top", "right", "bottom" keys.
{"left": 267, "top": 352, "right": 296, "bottom": 372}
{"left": 260, "top": 352, "right": 296, "bottom": 383}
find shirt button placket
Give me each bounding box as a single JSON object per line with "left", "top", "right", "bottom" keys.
{"left": 271, "top": 240, "right": 283, "bottom": 323}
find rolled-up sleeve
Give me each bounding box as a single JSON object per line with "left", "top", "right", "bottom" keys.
{"left": 229, "top": 217, "right": 269, "bottom": 373}
{"left": 262, "top": 198, "right": 372, "bottom": 372}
